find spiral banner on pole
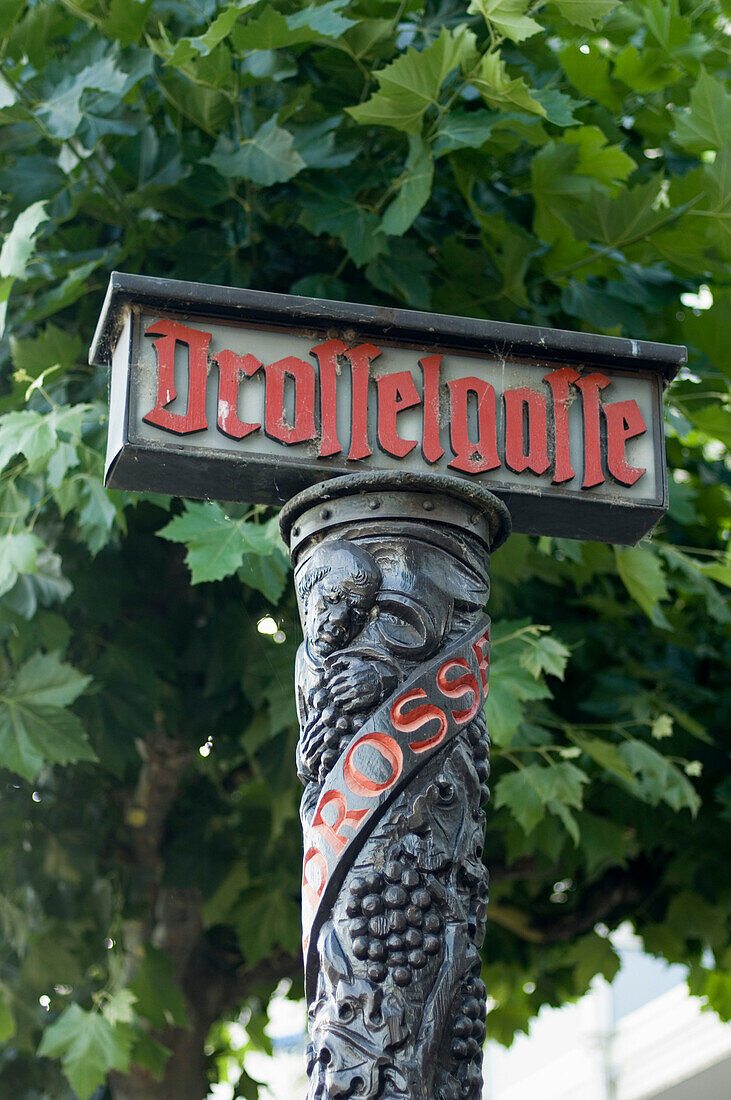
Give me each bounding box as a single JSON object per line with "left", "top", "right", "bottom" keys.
{"left": 281, "top": 473, "right": 510, "bottom": 1100}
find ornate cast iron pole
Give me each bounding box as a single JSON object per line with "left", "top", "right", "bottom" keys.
{"left": 280, "top": 472, "right": 511, "bottom": 1100}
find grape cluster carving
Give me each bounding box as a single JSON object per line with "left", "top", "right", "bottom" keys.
{"left": 345, "top": 860, "right": 443, "bottom": 988}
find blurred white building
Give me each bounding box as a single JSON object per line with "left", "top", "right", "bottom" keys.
{"left": 484, "top": 928, "right": 731, "bottom": 1100}
{"left": 211, "top": 928, "right": 731, "bottom": 1100}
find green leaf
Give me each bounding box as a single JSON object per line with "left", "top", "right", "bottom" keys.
{"left": 299, "top": 179, "right": 387, "bottom": 267}
{"left": 238, "top": 548, "right": 289, "bottom": 605}
{"left": 471, "top": 51, "right": 546, "bottom": 116}
{"left": 158, "top": 502, "right": 285, "bottom": 585}
{"left": 552, "top": 0, "right": 619, "bottom": 29}
{"left": 203, "top": 119, "right": 306, "bottom": 185}
{"left": 166, "top": 0, "right": 258, "bottom": 66}
{"left": 618, "top": 740, "right": 701, "bottom": 814}
{"left": 0, "top": 410, "right": 57, "bottom": 473}
{"left": 37, "top": 51, "right": 128, "bottom": 139}
{"left": 651, "top": 714, "right": 674, "bottom": 740}
{"left": 532, "top": 86, "right": 585, "bottom": 127}
{"left": 0, "top": 987, "right": 15, "bottom": 1042}
{"left": 0, "top": 652, "right": 94, "bottom": 782}
{"left": 37, "top": 1004, "right": 132, "bottom": 1100}
{"left": 234, "top": 0, "right": 355, "bottom": 50}
{"left": 292, "top": 117, "right": 356, "bottom": 169}
{"left": 0, "top": 201, "right": 49, "bottom": 280}
{"left": 128, "top": 945, "right": 189, "bottom": 1029}
{"left": 566, "top": 731, "right": 635, "bottom": 782}
{"left": 530, "top": 142, "right": 595, "bottom": 242}
{"left": 0, "top": 532, "right": 43, "bottom": 597}
{"left": 101, "top": 988, "right": 138, "bottom": 1026}
{"left": 559, "top": 43, "right": 622, "bottom": 111}
{"left": 520, "top": 631, "right": 570, "bottom": 679}
{"left": 103, "top": 0, "right": 154, "bottom": 46}
{"left": 347, "top": 26, "right": 478, "bottom": 134}
{"left": 0, "top": 276, "right": 12, "bottom": 340}
{"left": 10, "top": 322, "right": 82, "bottom": 376}
{"left": 380, "top": 136, "right": 434, "bottom": 236}
{"left": 576, "top": 811, "right": 631, "bottom": 874}
{"left": 433, "top": 109, "right": 499, "bottom": 156}
{"left": 566, "top": 179, "right": 669, "bottom": 248}
{"left": 10, "top": 651, "right": 89, "bottom": 708}
{"left": 235, "top": 888, "right": 301, "bottom": 964}
{"left": 673, "top": 68, "right": 731, "bottom": 154}
{"left": 159, "top": 72, "right": 232, "bottom": 134}
{"left": 365, "top": 237, "right": 433, "bottom": 308}
{"left": 128, "top": 1026, "right": 173, "bottom": 1081}
{"left": 468, "top": 0, "right": 543, "bottom": 43}
{"left": 561, "top": 126, "right": 635, "bottom": 190}
{"left": 614, "top": 544, "right": 670, "bottom": 625}
{"left": 697, "top": 145, "right": 731, "bottom": 262}
{"left": 494, "top": 761, "right": 589, "bottom": 834}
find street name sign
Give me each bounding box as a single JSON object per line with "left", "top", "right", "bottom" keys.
{"left": 90, "top": 272, "right": 684, "bottom": 544}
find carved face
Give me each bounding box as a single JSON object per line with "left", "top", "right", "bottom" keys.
{"left": 298, "top": 542, "right": 381, "bottom": 655}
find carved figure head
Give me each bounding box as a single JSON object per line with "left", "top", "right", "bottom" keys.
{"left": 297, "top": 541, "right": 381, "bottom": 655}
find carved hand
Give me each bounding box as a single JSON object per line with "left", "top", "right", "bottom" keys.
{"left": 326, "top": 656, "right": 383, "bottom": 711}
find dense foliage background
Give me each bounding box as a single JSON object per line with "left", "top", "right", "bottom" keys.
{"left": 0, "top": 0, "right": 729, "bottom": 1097}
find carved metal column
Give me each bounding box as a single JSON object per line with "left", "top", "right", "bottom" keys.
{"left": 280, "top": 472, "right": 511, "bottom": 1100}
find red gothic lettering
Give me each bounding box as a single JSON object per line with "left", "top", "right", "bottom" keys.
{"left": 143, "top": 319, "right": 210, "bottom": 435}
{"left": 544, "top": 367, "right": 580, "bottom": 484}
{"left": 214, "top": 349, "right": 262, "bottom": 440}
{"left": 472, "top": 631, "right": 490, "bottom": 695}
{"left": 343, "top": 732, "right": 403, "bottom": 797}
{"left": 311, "top": 339, "right": 348, "bottom": 458}
{"left": 312, "top": 789, "right": 368, "bottom": 855}
{"left": 302, "top": 846, "right": 328, "bottom": 913}
{"left": 605, "top": 399, "right": 647, "bottom": 486}
{"left": 436, "top": 658, "right": 480, "bottom": 724}
{"left": 420, "top": 355, "right": 444, "bottom": 464}
{"left": 343, "top": 344, "right": 381, "bottom": 460}
{"left": 447, "top": 377, "right": 500, "bottom": 474}
{"left": 504, "top": 387, "right": 550, "bottom": 475}
{"left": 264, "top": 356, "right": 316, "bottom": 445}
{"left": 377, "top": 370, "right": 421, "bottom": 458}
{"left": 390, "top": 688, "right": 448, "bottom": 754}
{"left": 575, "top": 372, "right": 610, "bottom": 488}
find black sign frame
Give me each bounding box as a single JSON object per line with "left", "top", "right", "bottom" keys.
{"left": 90, "top": 272, "right": 685, "bottom": 545}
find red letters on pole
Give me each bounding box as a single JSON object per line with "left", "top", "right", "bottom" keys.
{"left": 504, "top": 387, "right": 550, "bottom": 475}
{"left": 377, "top": 370, "right": 421, "bottom": 459}
{"left": 472, "top": 631, "right": 490, "bottom": 694}
{"left": 420, "top": 355, "right": 445, "bottom": 464}
{"left": 264, "top": 356, "right": 316, "bottom": 445}
{"left": 143, "top": 323, "right": 650, "bottom": 493}
{"left": 436, "top": 658, "right": 480, "bottom": 724}
{"left": 447, "top": 377, "right": 500, "bottom": 474}
{"left": 391, "top": 688, "right": 449, "bottom": 754}
{"left": 544, "top": 367, "right": 580, "bottom": 484}
{"left": 214, "top": 349, "right": 262, "bottom": 440}
{"left": 576, "top": 372, "right": 611, "bottom": 488}
{"left": 302, "top": 846, "right": 328, "bottom": 913}
{"left": 344, "top": 344, "right": 381, "bottom": 460}
{"left": 143, "top": 319, "right": 210, "bottom": 435}
{"left": 343, "top": 733, "right": 403, "bottom": 797}
{"left": 312, "top": 789, "right": 369, "bottom": 855}
{"left": 311, "top": 339, "right": 347, "bottom": 458}
{"left": 605, "top": 399, "right": 647, "bottom": 486}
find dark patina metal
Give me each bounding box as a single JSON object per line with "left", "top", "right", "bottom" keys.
{"left": 281, "top": 472, "right": 510, "bottom": 1100}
